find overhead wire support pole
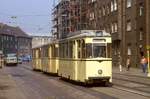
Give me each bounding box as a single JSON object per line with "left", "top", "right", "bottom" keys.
{"left": 146, "top": 0, "right": 150, "bottom": 77}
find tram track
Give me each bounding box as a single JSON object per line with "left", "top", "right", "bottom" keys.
{"left": 20, "top": 64, "right": 150, "bottom": 98}
{"left": 111, "top": 73, "right": 150, "bottom": 98}
{"left": 20, "top": 65, "right": 116, "bottom": 99}
{"left": 21, "top": 65, "right": 112, "bottom": 97}
{"left": 113, "top": 73, "right": 150, "bottom": 86}
{"left": 113, "top": 85, "right": 150, "bottom": 98}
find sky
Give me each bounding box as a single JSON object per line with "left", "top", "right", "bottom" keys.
{"left": 0, "top": 0, "right": 59, "bottom": 36}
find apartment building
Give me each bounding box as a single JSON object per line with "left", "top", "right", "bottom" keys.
{"left": 52, "top": 0, "right": 88, "bottom": 39}
{"left": 0, "top": 23, "right": 32, "bottom": 56}
{"left": 52, "top": 0, "right": 150, "bottom": 67}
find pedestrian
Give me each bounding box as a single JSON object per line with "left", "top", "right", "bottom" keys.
{"left": 140, "top": 56, "right": 148, "bottom": 73}
{"left": 126, "top": 56, "right": 131, "bottom": 71}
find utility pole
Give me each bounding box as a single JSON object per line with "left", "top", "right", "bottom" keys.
{"left": 146, "top": 0, "right": 150, "bottom": 77}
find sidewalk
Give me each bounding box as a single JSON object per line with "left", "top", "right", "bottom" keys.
{"left": 113, "top": 66, "right": 150, "bottom": 78}
{"left": 0, "top": 68, "right": 26, "bottom": 99}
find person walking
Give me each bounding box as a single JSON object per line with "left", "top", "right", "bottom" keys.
{"left": 140, "top": 56, "right": 148, "bottom": 73}
{"left": 126, "top": 56, "right": 131, "bottom": 71}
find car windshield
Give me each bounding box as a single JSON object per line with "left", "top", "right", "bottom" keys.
{"left": 7, "top": 54, "right": 17, "bottom": 57}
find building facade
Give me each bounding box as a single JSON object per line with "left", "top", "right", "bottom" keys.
{"left": 52, "top": 0, "right": 88, "bottom": 39}
{"left": 0, "top": 23, "right": 32, "bottom": 57}
{"left": 86, "top": 0, "right": 150, "bottom": 67}
{"left": 52, "top": 0, "right": 150, "bottom": 67}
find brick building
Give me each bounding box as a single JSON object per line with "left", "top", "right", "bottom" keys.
{"left": 52, "top": 0, "right": 150, "bottom": 67}
{"left": 0, "top": 23, "right": 32, "bottom": 57}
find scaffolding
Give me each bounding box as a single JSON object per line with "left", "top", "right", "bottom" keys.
{"left": 52, "top": 0, "right": 89, "bottom": 39}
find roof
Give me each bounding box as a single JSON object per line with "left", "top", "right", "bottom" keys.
{"left": 0, "top": 23, "right": 31, "bottom": 38}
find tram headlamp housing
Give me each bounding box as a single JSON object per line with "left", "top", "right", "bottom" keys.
{"left": 98, "top": 69, "right": 103, "bottom": 74}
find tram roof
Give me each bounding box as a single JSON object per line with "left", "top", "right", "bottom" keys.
{"left": 67, "top": 30, "right": 111, "bottom": 39}
{"left": 32, "top": 40, "right": 59, "bottom": 49}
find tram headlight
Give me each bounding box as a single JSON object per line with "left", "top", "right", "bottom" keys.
{"left": 98, "top": 69, "right": 103, "bottom": 74}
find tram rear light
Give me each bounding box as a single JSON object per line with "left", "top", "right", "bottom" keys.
{"left": 98, "top": 69, "right": 103, "bottom": 74}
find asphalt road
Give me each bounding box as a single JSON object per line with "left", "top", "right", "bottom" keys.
{"left": 2, "top": 64, "right": 150, "bottom": 99}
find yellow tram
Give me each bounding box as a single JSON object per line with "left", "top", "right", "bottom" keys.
{"left": 32, "top": 41, "right": 59, "bottom": 75}
{"left": 32, "top": 30, "right": 112, "bottom": 84}
{"left": 32, "top": 46, "right": 42, "bottom": 70}
{"left": 58, "top": 30, "right": 112, "bottom": 84}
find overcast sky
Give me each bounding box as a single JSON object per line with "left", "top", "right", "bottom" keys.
{"left": 0, "top": 0, "right": 59, "bottom": 36}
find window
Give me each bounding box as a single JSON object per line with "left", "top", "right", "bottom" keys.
{"left": 139, "top": 31, "right": 143, "bottom": 41}
{"left": 127, "top": 0, "right": 132, "bottom": 8}
{"left": 126, "top": 21, "right": 131, "bottom": 31}
{"left": 139, "top": 28, "right": 143, "bottom": 40}
{"left": 114, "top": 0, "right": 117, "bottom": 11}
{"left": 107, "top": 5, "right": 110, "bottom": 15}
{"left": 111, "top": 23, "right": 114, "bottom": 33}
{"left": 91, "top": 0, "right": 96, "bottom": 3}
{"left": 86, "top": 44, "right": 92, "bottom": 58}
{"left": 81, "top": 40, "right": 86, "bottom": 58}
{"left": 89, "top": 12, "right": 95, "bottom": 20}
{"left": 111, "top": 1, "right": 114, "bottom": 12}
{"left": 68, "top": 41, "right": 73, "bottom": 58}
{"left": 99, "top": 9, "right": 102, "bottom": 18}
{"left": 114, "top": 22, "right": 118, "bottom": 32}
{"left": 103, "top": 6, "right": 106, "bottom": 16}
{"left": 77, "top": 40, "right": 81, "bottom": 58}
{"left": 111, "top": 0, "right": 117, "bottom": 12}
{"left": 127, "top": 44, "right": 132, "bottom": 55}
{"left": 139, "top": 4, "right": 144, "bottom": 16}
{"left": 93, "top": 44, "right": 106, "bottom": 58}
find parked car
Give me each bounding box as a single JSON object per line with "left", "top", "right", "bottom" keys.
{"left": 22, "top": 55, "right": 32, "bottom": 62}
{"left": 4, "top": 53, "right": 18, "bottom": 66}
{"left": 18, "top": 57, "right": 22, "bottom": 64}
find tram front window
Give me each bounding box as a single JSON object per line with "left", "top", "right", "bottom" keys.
{"left": 93, "top": 44, "right": 106, "bottom": 58}
{"left": 86, "top": 44, "right": 106, "bottom": 58}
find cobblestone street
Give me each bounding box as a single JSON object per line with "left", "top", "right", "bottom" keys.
{"left": 0, "top": 63, "right": 149, "bottom": 99}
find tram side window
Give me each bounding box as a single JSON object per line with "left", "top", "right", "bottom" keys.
{"left": 59, "top": 43, "right": 65, "bottom": 58}
{"left": 77, "top": 40, "right": 81, "bottom": 58}
{"left": 59, "top": 44, "right": 63, "bottom": 58}
{"left": 52, "top": 45, "right": 55, "bottom": 58}
{"left": 107, "top": 43, "right": 112, "bottom": 58}
{"left": 45, "top": 47, "right": 49, "bottom": 57}
{"left": 38, "top": 49, "right": 41, "bottom": 58}
{"left": 68, "top": 41, "right": 73, "bottom": 58}
{"left": 65, "top": 43, "right": 68, "bottom": 58}
{"left": 81, "top": 40, "right": 86, "bottom": 58}
{"left": 55, "top": 47, "right": 59, "bottom": 57}
{"left": 86, "top": 44, "right": 92, "bottom": 58}
{"left": 52, "top": 45, "right": 58, "bottom": 58}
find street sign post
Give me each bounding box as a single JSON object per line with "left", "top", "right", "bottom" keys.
{"left": 147, "top": 45, "right": 150, "bottom": 77}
